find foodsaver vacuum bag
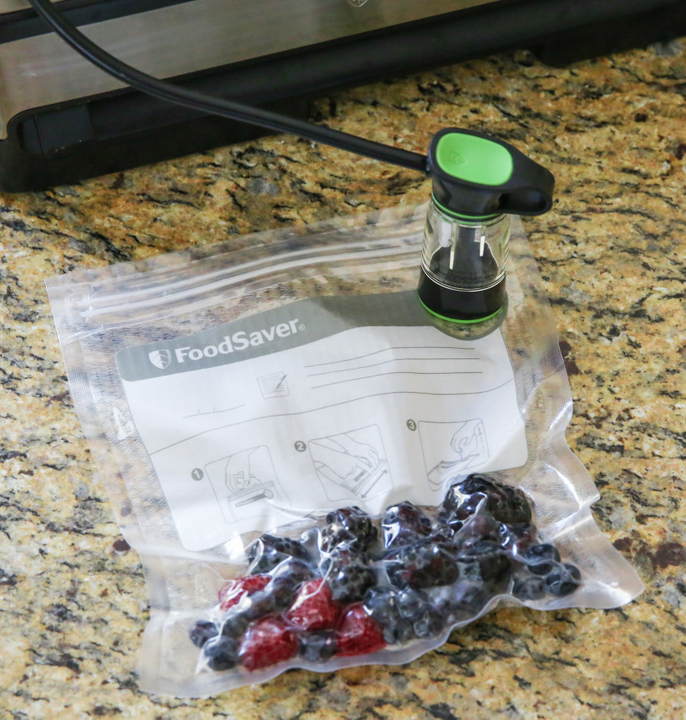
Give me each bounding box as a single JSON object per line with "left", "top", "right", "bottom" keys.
{"left": 47, "top": 204, "right": 642, "bottom": 697}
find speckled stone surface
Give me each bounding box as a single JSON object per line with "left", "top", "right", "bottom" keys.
{"left": 1, "top": 36, "right": 686, "bottom": 720}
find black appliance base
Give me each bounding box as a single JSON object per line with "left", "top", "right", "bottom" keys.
{"left": 3, "top": 0, "right": 685, "bottom": 192}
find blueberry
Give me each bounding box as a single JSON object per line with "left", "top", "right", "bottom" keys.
{"left": 204, "top": 636, "right": 239, "bottom": 671}
{"left": 386, "top": 618, "right": 416, "bottom": 645}
{"left": 362, "top": 587, "right": 415, "bottom": 645}
{"left": 321, "top": 506, "right": 379, "bottom": 553}
{"left": 385, "top": 541, "right": 459, "bottom": 590}
{"left": 266, "top": 575, "right": 301, "bottom": 608}
{"left": 189, "top": 620, "right": 218, "bottom": 648}
{"left": 242, "top": 589, "right": 278, "bottom": 621}
{"left": 545, "top": 563, "right": 581, "bottom": 597}
{"left": 439, "top": 474, "right": 532, "bottom": 526}
{"left": 521, "top": 543, "right": 561, "bottom": 575}
{"left": 220, "top": 614, "right": 249, "bottom": 640}
{"left": 430, "top": 584, "right": 482, "bottom": 624}
{"left": 413, "top": 608, "right": 445, "bottom": 639}
{"left": 298, "top": 631, "right": 337, "bottom": 662}
{"left": 512, "top": 574, "right": 547, "bottom": 601}
{"left": 325, "top": 551, "right": 376, "bottom": 604}
{"left": 363, "top": 587, "right": 398, "bottom": 622}
{"left": 248, "top": 534, "right": 312, "bottom": 574}
{"left": 382, "top": 501, "right": 432, "bottom": 548}
{"left": 396, "top": 588, "right": 430, "bottom": 621}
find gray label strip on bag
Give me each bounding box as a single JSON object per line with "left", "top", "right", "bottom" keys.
{"left": 115, "top": 291, "right": 528, "bottom": 551}
{"left": 116, "top": 291, "right": 432, "bottom": 382}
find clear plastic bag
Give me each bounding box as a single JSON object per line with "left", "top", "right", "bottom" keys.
{"left": 46, "top": 203, "right": 643, "bottom": 697}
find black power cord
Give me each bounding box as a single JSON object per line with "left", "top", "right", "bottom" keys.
{"left": 28, "top": 0, "right": 429, "bottom": 174}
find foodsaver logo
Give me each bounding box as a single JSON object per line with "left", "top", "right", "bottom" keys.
{"left": 153, "top": 319, "right": 303, "bottom": 367}
{"left": 148, "top": 349, "right": 172, "bottom": 370}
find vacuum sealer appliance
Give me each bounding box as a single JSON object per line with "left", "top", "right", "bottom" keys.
{"left": 2, "top": 0, "right": 685, "bottom": 191}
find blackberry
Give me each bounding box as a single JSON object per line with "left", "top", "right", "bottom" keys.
{"left": 457, "top": 511, "right": 502, "bottom": 544}
{"left": 545, "top": 563, "right": 581, "bottom": 597}
{"left": 413, "top": 608, "right": 445, "bottom": 639}
{"left": 512, "top": 574, "right": 547, "bottom": 602}
{"left": 189, "top": 620, "right": 218, "bottom": 648}
{"left": 382, "top": 501, "right": 432, "bottom": 548}
{"left": 521, "top": 544, "right": 561, "bottom": 576}
{"left": 457, "top": 539, "right": 512, "bottom": 585}
{"left": 499, "top": 523, "right": 538, "bottom": 554}
{"left": 270, "top": 557, "right": 316, "bottom": 586}
{"left": 248, "top": 534, "right": 312, "bottom": 574}
{"left": 427, "top": 525, "right": 457, "bottom": 545}
{"left": 439, "top": 474, "right": 532, "bottom": 527}
{"left": 204, "top": 636, "right": 239, "bottom": 671}
{"left": 385, "top": 541, "right": 459, "bottom": 590}
{"left": 324, "top": 551, "right": 376, "bottom": 604}
{"left": 320, "top": 506, "right": 378, "bottom": 553}
{"left": 298, "top": 631, "right": 337, "bottom": 663}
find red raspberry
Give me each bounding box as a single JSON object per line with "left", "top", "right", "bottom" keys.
{"left": 335, "top": 604, "right": 386, "bottom": 657}
{"left": 283, "top": 579, "right": 341, "bottom": 631}
{"left": 238, "top": 617, "right": 298, "bottom": 671}
{"left": 218, "top": 575, "right": 270, "bottom": 612}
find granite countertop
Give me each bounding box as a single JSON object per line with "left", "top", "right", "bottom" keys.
{"left": 1, "top": 35, "right": 685, "bottom": 720}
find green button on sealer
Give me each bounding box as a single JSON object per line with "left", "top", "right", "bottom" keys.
{"left": 435, "top": 133, "right": 514, "bottom": 186}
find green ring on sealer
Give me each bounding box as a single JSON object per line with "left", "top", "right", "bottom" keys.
{"left": 418, "top": 296, "right": 504, "bottom": 324}
{"left": 432, "top": 195, "right": 500, "bottom": 222}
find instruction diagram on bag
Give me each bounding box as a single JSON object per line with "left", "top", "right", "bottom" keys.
{"left": 204, "top": 445, "right": 288, "bottom": 522}
{"left": 309, "top": 425, "right": 391, "bottom": 502}
{"left": 419, "top": 418, "right": 489, "bottom": 490}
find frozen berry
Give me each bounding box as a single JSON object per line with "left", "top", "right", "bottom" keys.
{"left": 499, "top": 523, "right": 538, "bottom": 554}
{"left": 442, "top": 580, "right": 488, "bottom": 621}
{"left": 396, "top": 588, "right": 431, "bottom": 621}
{"left": 248, "top": 534, "right": 312, "bottom": 574}
{"left": 512, "top": 574, "right": 547, "bottom": 601}
{"left": 545, "top": 563, "right": 581, "bottom": 597}
{"left": 382, "top": 501, "right": 432, "bottom": 548}
{"left": 521, "top": 544, "right": 561, "bottom": 575}
{"left": 335, "top": 604, "right": 387, "bottom": 656}
{"left": 298, "top": 631, "right": 337, "bottom": 662}
{"left": 324, "top": 550, "right": 376, "bottom": 604}
{"left": 457, "top": 539, "right": 512, "bottom": 584}
{"left": 241, "top": 576, "right": 302, "bottom": 622}
{"left": 189, "top": 620, "right": 218, "bottom": 648}
{"left": 204, "top": 636, "right": 239, "bottom": 671}
{"left": 220, "top": 614, "right": 250, "bottom": 640}
{"left": 385, "top": 541, "right": 459, "bottom": 589}
{"left": 439, "top": 474, "right": 532, "bottom": 526}
{"left": 458, "top": 510, "right": 502, "bottom": 543}
{"left": 284, "top": 579, "right": 341, "bottom": 631}
{"left": 362, "top": 587, "right": 415, "bottom": 645}
{"left": 270, "top": 557, "right": 316, "bottom": 586}
{"left": 320, "top": 506, "right": 378, "bottom": 553}
{"left": 427, "top": 525, "right": 457, "bottom": 545}
{"left": 413, "top": 608, "right": 445, "bottom": 639}
{"left": 219, "top": 575, "right": 270, "bottom": 612}
{"left": 238, "top": 617, "right": 298, "bottom": 671}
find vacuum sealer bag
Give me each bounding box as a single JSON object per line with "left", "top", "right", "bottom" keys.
{"left": 46, "top": 203, "right": 642, "bottom": 697}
